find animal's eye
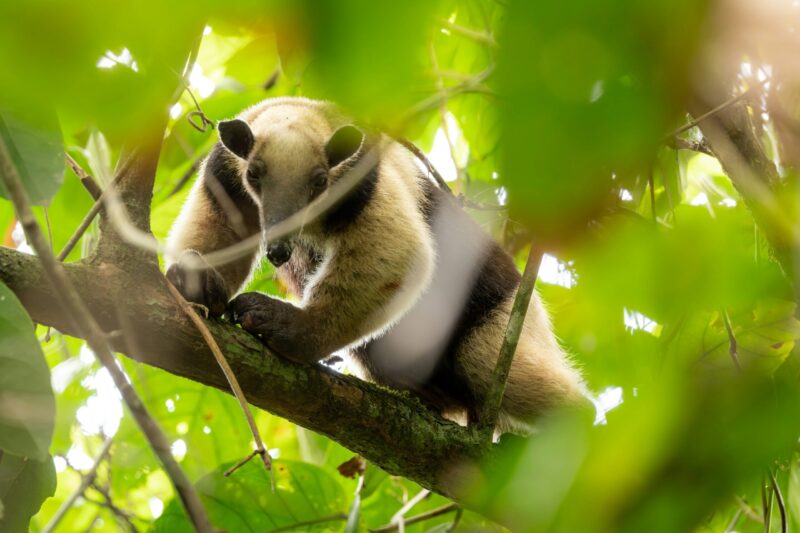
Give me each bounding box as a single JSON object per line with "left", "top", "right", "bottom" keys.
{"left": 246, "top": 168, "right": 260, "bottom": 188}
{"left": 311, "top": 169, "right": 327, "bottom": 191}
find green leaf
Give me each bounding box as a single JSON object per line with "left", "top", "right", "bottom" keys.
{"left": 0, "top": 453, "right": 56, "bottom": 533}
{"left": 0, "top": 282, "right": 55, "bottom": 461}
{"left": 152, "top": 460, "right": 348, "bottom": 532}
{"left": 0, "top": 106, "right": 64, "bottom": 205}
{"left": 789, "top": 458, "right": 800, "bottom": 533}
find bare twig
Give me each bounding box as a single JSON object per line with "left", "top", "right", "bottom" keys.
{"left": 164, "top": 279, "right": 274, "bottom": 488}
{"left": 446, "top": 507, "right": 463, "bottom": 532}
{"left": 762, "top": 474, "right": 773, "bottom": 533}
{"left": 66, "top": 154, "right": 102, "bottom": 199}
{"left": 58, "top": 156, "right": 124, "bottom": 261}
{"left": 42, "top": 437, "right": 114, "bottom": 533}
{"left": 667, "top": 79, "right": 768, "bottom": 140}
{"left": 769, "top": 470, "right": 787, "bottom": 533}
{"left": 403, "top": 66, "right": 495, "bottom": 121}
{"left": 721, "top": 309, "right": 742, "bottom": 370}
{"left": 370, "top": 503, "right": 460, "bottom": 533}
{"left": 0, "top": 139, "right": 214, "bottom": 533}
{"left": 397, "top": 138, "right": 452, "bottom": 193}
{"left": 429, "top": 42, "right": 464, "bottom": 192}
{"left": 344, "top": 470, "right": 366, "bottom": 533}
{"left": 478, "top": 245, "right": 545, "bottom": 440}
{"left": 86, "top": 482, "right": 140, "bottom": 533}
{"left": 724, "top": 508, "right": 742, "bottom": 533}
{"left": 648, "top": 168, "right": 657, "bottom": 224}
{"left": 736, "top": 495, "right": 765, "bottom": 523}
{"left": 440, "top": 19, "right": 498, "bottom": 48}
{"left": 57, "top": 202, "right": 102, "bottom": 261}
{"left": 392, "top": 489, "right": 431, "bottom": 523}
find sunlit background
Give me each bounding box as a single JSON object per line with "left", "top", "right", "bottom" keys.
{"left": 1, "top": 0, "right": 800, "bottom": 531}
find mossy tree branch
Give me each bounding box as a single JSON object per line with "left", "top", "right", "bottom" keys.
{"left": 689, "top": 97, "right": 797, "bottom": 281}
{"left": 0, "top": 245, "right": 492, "bottom": 503}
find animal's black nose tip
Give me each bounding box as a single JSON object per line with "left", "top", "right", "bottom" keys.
{"left": 266, "top": 241, "right": 292, "bottom": 267}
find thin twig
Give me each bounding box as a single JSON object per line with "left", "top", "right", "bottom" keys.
{"left": 0, "top": 139, "right": 214, "bottom": 533}
{"left": 344, "top": 471, "right": 366, "bottom": 533}
{"left": 724, "top": 508, "right": 742, "bottom": 533}
{"left": 736, "top": 495, "right": 764, "bottom": 523}
{"left": 769, "top": 470, "right": 787, "bottom": 533}
{"left": 446, "top": 507, "right": 463, "bottom": 532}
{"left": 403, "top": 66, "right": 495, "bottom": 120}
{"left": 763, "top": 474, "right": 773, "bottom": 533}
{"left": 58, "top": 156, "right": 122, "bottom": 261}
{"left": 440, "top": 19, "right": 498, "bottom": 48}
{"left": 268, "top": 514, "right": 348, "bottom": 533}
{"left": 392, "top": 489, "right": 431, "bottom": 524}
{"left": 721, "top": 309, "right": 742, "bottom": 371}
{"left": 667, "top": 78, "right": 769, "bottom": 141}
{"left": 648, "top": 168, "right": 657, "bottom": 224}
{"left": 66, "top": 154, "right": 103, "bottom": 199}
{"left": 397, "top": 138, "right": 452, "bottom": 193}
{"left": 370, "top": 504, "right": 460, "bottom": 533}
{"left": 429, "top": 41, "right": 464, "bottom": 192}
{"left": 164, "top": 279, "right": 274, "bottom": 490}
{"left": 57, "top": 201, "right": 103, "bottom": 261}
{"left": 86, "top": 482, "right": 140, "bottom": 533}
{"left": 42, "top": 437, "right": 113, "bottom": 533}
{"left": 478, "top": 245, "right": 545, "bottom": 440}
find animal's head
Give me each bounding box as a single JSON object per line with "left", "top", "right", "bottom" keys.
{"left": 217, "top": 110, "right": 364, "bottom": 267}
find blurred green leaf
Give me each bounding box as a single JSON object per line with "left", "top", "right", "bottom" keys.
{"left": 0, "top": 453, "right": 56, "bottom": 533}
{"left": 498, "top": 0, "right": 708, "bottom": 243}
{"left": 0, "top": 282, "right": 55, "bottom": 461}
{"left": 0, "top": 106, "right": 64, "bottom": 206}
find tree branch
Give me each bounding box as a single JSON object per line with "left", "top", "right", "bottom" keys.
{"left": 689, "top": 97, "right": 798, "bottom": 283}
{"left": 0, "top": 140, "right": 214, "bottom": 533}
{"left": 0, "top": 246, "right": 491, "bottom": 504}
{"left": 41, "top": 437, "right": 114, "bottom": 533}
{"left": 478, "top": 245, "right": 544, "bottom": 440}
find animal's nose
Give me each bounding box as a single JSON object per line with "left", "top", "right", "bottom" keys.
{"left": 266, "top": 241, "right": 293, "bottom": 267}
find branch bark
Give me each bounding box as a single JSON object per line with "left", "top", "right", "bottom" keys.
{"left": 0, "top": 146, "right": 213, "bottom": 533}
{"left": 0, "top": 246, "right": 489, "bottom": 503}
{"left": 689, "top": 97, "right": 798, "bottom": 283}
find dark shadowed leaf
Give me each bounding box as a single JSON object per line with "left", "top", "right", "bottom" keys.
{"left": 0, "top": 453, "right": 56, "bottom": 533}
{"left": 0, "top": 282, "right": 55, "bottom": 461}
{"left": 0, "top": 106, "right": 63, "bottom": 206}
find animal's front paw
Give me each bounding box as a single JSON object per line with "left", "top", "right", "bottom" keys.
{"left": 166, "top": 250, "right": 229, "bottom": 317}
{"left": 228, "top": 292, "right": 274, "bottom": 337}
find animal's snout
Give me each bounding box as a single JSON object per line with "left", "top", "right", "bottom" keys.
{"left": 266, "top": 240, "right": 293, "bottom": 267}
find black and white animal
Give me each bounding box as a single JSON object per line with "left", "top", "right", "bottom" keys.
{"left": 166, "top": 97, "right": 587, "bottom": 434}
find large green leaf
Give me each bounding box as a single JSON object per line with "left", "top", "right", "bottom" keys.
{"left": 0, "top": 282, "right": 55, "bottom": 461}
{"left": 0, "top": 453, "right": 56, "bottom": 533}
{"left": 0, "top": 106, "right": 64, "bottom": 205}
{"left": 152, "top": 460, "right": 348, "bottom": 532}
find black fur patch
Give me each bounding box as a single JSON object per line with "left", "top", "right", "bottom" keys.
{"left": 361, "top": 176, "right": 521, "bottom": 419}
{"left": 322, "top": 162, "right": 379, "bottom": 233}
{"left": 204, "top": 143, "right": 258, "bottom": 219}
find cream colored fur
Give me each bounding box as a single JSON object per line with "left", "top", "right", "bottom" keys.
{"left": 167, "top": 96, "right": 588, "bottom": 434}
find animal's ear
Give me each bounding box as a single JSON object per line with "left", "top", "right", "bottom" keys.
{"left": 325, "top": 125, "right": 364, "bottom": 168}
{"left": 218, "top": 119, "right": 254, "bottom": 159}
